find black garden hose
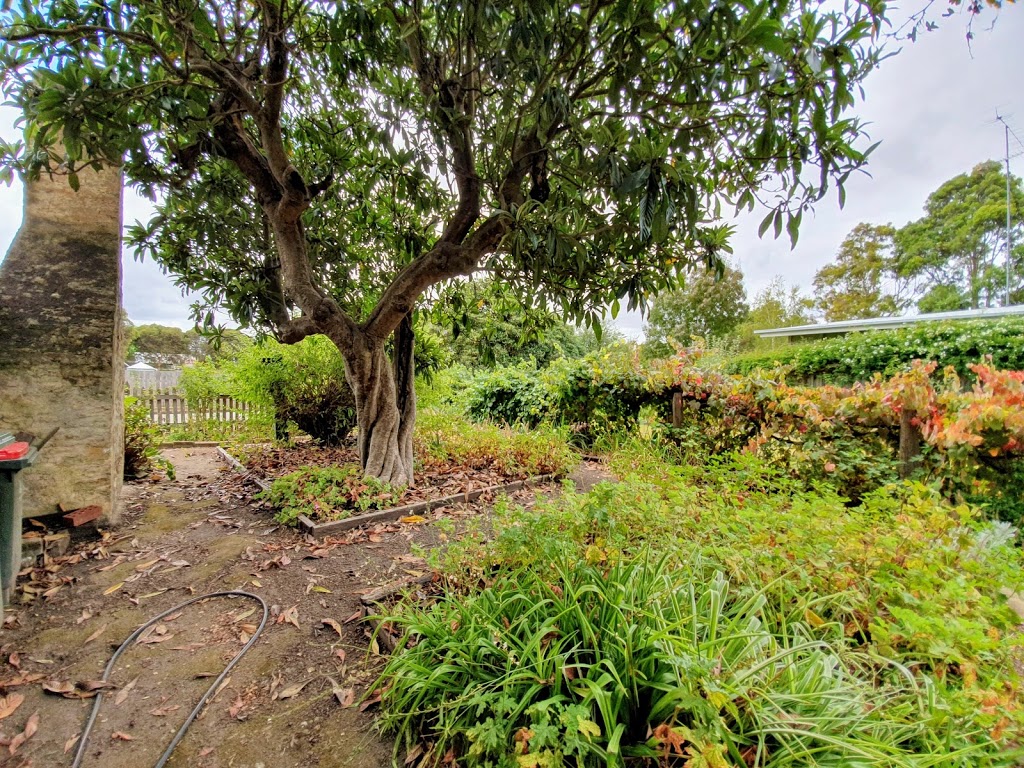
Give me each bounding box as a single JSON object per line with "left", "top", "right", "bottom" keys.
{"left": 72, "top": 591, "right": 269, "bottom": 768}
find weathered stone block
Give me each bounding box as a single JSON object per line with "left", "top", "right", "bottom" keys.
{"left": 0, "top": 154, "right": 125, "bottom": 523}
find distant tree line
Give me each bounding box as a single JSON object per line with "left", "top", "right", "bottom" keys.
{"left": 813, "top": 161, "right": 1024, "bottom": 321}
{"left": 643, "top": 161, "right": 1024, "bottom": 356}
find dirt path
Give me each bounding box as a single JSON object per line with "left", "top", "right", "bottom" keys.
{"left": 0, "top": 448, "right": 611, "bottom": 767}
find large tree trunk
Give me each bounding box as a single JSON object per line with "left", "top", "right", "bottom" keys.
{"left": 337, "top": 317, "right": 416, "bottom": 487}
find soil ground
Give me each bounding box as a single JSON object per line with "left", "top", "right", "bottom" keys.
{"left": 0, "top": 448, "right": 612, "bottom": 768}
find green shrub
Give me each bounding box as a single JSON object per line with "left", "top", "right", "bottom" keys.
{"left": 463, "top": 361, "right": 553, "bottom": 427}
{"left": 235, "top": 336, "right": 356, "bottom": 445}
{"left": 725, "top": 318, "right": 1024, "bottom": 383}
{"left": 123, "top": 396, "right": 174, "bottom": 479}
{"left": 258, "top": 465, "right": 402, "bottom": 526}
{"left": 460, "top": 343, "right": 675, "bottom": 445}
{"left": 181, "top": 336, "right": 356, "bottom": 445}
{"left": 378, "top": 557, "right": 990, "bottom": 768}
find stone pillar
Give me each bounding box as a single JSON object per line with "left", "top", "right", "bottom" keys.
{"left": 0, "top": 157, "right": 125, "bottom": 523}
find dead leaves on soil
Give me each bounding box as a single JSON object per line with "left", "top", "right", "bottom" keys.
{"left": 5, "top": 710, "right": 39, "bottom": 755}
{"left": 276, "top": 604, "right": 300, "bottom": 629}
{"left": 43, "top": 679, "right": 117, "bottom": 699}
{"left": 0, "top": 693, "right": 24, "bottom": 720}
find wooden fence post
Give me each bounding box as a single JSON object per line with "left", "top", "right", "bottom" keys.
{"left": 671, "top": 392, "right": 684, "bottom": 429}
{"left": 898, "top": 409, "right": 922, "bottom": 479}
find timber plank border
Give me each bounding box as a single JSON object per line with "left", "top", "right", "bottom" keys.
{"left": 296, "top": 473, "right": 558, "bottom": 535}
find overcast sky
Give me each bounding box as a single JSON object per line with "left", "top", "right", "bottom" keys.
{"left": 1, "top": 6, "right": 1022, "bottom": 337}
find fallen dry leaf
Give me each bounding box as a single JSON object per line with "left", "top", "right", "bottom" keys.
{"left": 103, "top": 582, "right": 124, "bottom": 596}
{"left": 405, "top": 744, "right": 425, "bottom": 765}
{"left": 400, "top": 515, "right": 426, "bottom": 524}
{"left": 199, "top": 747, "right": 215, "bottom": 757}
{"left": 149, "top": 704, "right": 181, "bottom": 717}
{"left": 275, "top": 680, "right": 309, "bottom": 700}
{"left": 228, "top": 695, "right": 245, "bottom": 719}
{"left": 0, "top": 693, "right": 25, "bottom": 720}
{"left": 111, "top": 731, "right": 135, "bottom": 741}
{"left": 326, "top": 677, "right": 354, "bottom": 708}
{"left": 114, "top": 676, "right": 138, "bottom": 706}
{"left": 0, "top": 673, "right": 43, "bottom": 688}
{"left": 79, "top": 680, "right": 117, "bottom": 692}
{"left": 8, "top": 710, "right": 39, "bottom": 755}
{"left": 7, "top": 652, "right": 20, "bottom": 669}
{"left": 84, "top": 624, "right": 107, "bottom": 644}
{"left": 64, "top": 733, "right": 80, "bottom": 754}
{"left": 321, "top": 618, "right": 343, "bottom": 638}
{"left": 359, "top": 690, "right": 382, "bottom": 712}
{"left": 277, "top": 605, "right": 300, "bottom": 629}
{"left": 42, "top": 680, "right": 77, "bottom": 696}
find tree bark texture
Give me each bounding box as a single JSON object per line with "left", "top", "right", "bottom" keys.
{"left": 336, "top": 321, "right": 415, "bottom": 488}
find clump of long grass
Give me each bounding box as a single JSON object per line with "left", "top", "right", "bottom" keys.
{"left": 376, "top": 557, "right": 988, "bottom": 767}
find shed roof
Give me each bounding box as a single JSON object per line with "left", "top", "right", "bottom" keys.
{"left": 753, "top": 304, "right": 1024, "bottom": 339}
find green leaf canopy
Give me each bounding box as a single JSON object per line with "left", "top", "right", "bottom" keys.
{"left": 1, "top": 0, "right": 885, "bottom": 336}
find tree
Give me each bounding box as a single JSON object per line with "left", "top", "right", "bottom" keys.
{"left": 812, "top": 223, "right": 912, "bottom": 321}
{"left": 898, "top": 161, "right": 1024, "bottom": 311}
{"left": 735, "top": 277, "right": 813, "bottom": 350}
{"left": 437, "top": 280, "right": 597, "bottom": 369}
{"left": 1, "top": 0, "right": 885, "bottom": 484}
{"left": 128, "top": 323, "right": 193, "bottom": 367}
{"left": 643, "top": 265, "right": 749, "bottom": 357}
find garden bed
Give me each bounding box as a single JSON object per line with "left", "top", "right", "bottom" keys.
{"left": 220, "top": 428, "right": 574, "bottom": 534}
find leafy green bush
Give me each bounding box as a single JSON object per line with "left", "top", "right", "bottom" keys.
{"left": 463, "top": 361, "right": 553, "bottom": 427}
{"left": 460, "top": 343, "right": 674, "bottom": 444}
{"left": 123, "top": 396, "right": 174, "bottom": 479}
{"left": 234, "top": 336, "right": 356, "bottom": 445}
{"left": 181, "top": 336, "right": 356, "bottom": 445}
{"left": 378, "top": 556, "right": 994, "bottom": 768}
{"left": 726, "top": 318, "right": 1024, "bottom": 383}
{"left": 258, "top": 465, "right": 402, "bottom": 526}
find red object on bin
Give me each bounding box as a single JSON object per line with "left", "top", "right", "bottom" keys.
{"left": 0, "top": 441, "right": 30, "bottom": 460}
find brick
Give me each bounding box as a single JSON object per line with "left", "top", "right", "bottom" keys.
{"left": 63, "top": 505, "right": 102, "bottom": 527}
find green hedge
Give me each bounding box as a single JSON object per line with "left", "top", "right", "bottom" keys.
{"left": 725, "top": 317, "right": 1024, "bottom": 383}
{"left": 461, "top": 345, "right": 674, "bottom": 443}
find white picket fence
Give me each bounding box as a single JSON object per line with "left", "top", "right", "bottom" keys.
{"left": 141, "top": 394, "right": 257, "bottom": 426}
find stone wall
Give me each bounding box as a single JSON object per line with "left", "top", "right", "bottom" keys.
{"left": 0, "top": 161, "right": 125, "bottom": 523}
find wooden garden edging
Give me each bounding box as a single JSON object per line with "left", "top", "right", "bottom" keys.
{"left": 296, "top": 473, "right": 558, "bottom": 535}
{"left": 216, "top": 446, "right": 271, "bottom": 492}
{"left": 359, "top": 573, "right": 436, "bottom": 653}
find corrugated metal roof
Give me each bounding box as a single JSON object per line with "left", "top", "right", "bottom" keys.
{"left": 754, "top": 305, "right": 1024, "bottom": 338}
